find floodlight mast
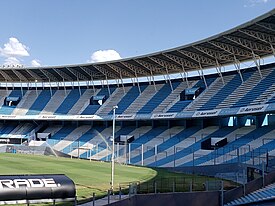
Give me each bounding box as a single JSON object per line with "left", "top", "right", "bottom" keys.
{"left": 111, "top": 105, "right": 118, "bottom": 192}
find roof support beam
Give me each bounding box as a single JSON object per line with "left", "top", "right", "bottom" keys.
{"left": 5, "top": 79, "right": 8, "bottom": 92}
{"left": 107, "top": 63, "right": 134, "bottom": 79}
{"left": 66, "top": 67, "right": 87, "bottom": 81}
{"left": 270, "top": 44, "right": 275, "bottom": 58}
{"left": 63, "top": 78, "right": 67, "bottom": 96}
{"left": 48, "top": 79, "right": 53, "bottom": 97}
{"left": 178, "top": 50, "right": 216, "bottom": 67}
{"left": 256, "top": 22, "right": 275, "bottom": 32}
{"left": 107, "top": 64, "right": 128, "bottom": 94}
{"left": 19, "top": 80, "right": 24, "bottom": 96}
{"left": 233, "top": 56, "right": 243, "bottom": 83}
{"left": 34, "top": 80, "right": 38, "bottom": 97}
{"left": 121, "top": 61, "right": 151, "bottom": 76}
{"left": 93, "top": 65, "right": 118, "bottom": 95}
{"left": 224, "top": 36, "right": 271, "bottom": 53}
{"left": 119, "top": 70, "right": 125, "bottom": 94}
{"left": 181, "top": 65, "right": 189, "bottom": 87}
{"left": 239, "top": 29, "right": 275, "bottom": 46}
{"left": 166, "top": 67, "right": 173, "bottom": 91}
{"left": 12, "top": 69, "right": 28, "bottom": 82}
{"left": 224, "top": 36, "right": 267, "bottom": 79}
{"left": 252, "top": 51, "right": 263, "bottom": 79}
{"left": 215, "top": 59, "right": 225, "bottom": 85}
{"left": 11, "top": 69, "right": 24, "bottom": 82}
{"left": 0, "top": 70, "right": 13, "bottom": 82}
{"left": 193, "top": 46, "right": 234, "bottom": 62}
{"left": 79, "top": 66, "right": 96, "bottom": 92}
{"left": 210, "top": 41, "right": 253, "bottom": 58}
{"left": 176, "top": 51, "right": 211, "bottom": 87}
{"left": 53, "top": 68, "right": 73, "bottom": 82}
{"left": 198, "top": 62, "right": 208, "bottom": 88}
{"left": 105, "top": 75, "right": 110, "bottom": 96}
{"left": 162, "top": 53, "right": 199, "bottom": 69}
{"left": 135, "top": 59, "right": 164, "bottom": 92}
{"left": 39, "top": 69, "right": 59, "bottom": 82}
{"left": 120, "top": 61, "right": 152, "bottom": 93}
{"left": 93, "top": 65, "right": 120, "bottom": 80}
{"left": 26, "top": 69, "right": 42, "bottom": 82}
{"left": 134, "top": 69, "right": 141, "bottom": 94}
{"left": 136, "top": 58, "right": 166, "bottom": 74}
{"left": 148, "top": 56, "right": 175, "bottom": 91}
{"left": 77, "top": 77, "right": 82, "bottom": 96}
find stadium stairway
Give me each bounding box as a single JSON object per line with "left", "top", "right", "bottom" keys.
{"left": 68, "top": 89, "right": 97, "bottom": 115}
{"left": 128, "top": 126, "right": 184, "bottom": 163}
{"left": 197, "top": 126, "right": 255, "bottom": 166}
{"left": 148, "top": 127, "right": 236, "bottom": 167}
{"left": 130, "top": 126, "right": 199, "bottom": 165}
{"left": 184, "top": 77, "right": 220, "bottom": 111}
{"left": 184, "top": 126, "right": 274, "bottom": 167}
{"left": 97, "top": 87, "right": 132, "bottom": 115}
{"left": 54, "top": 89, "right": 86, "bottom": 114}
{"left": 52, "top": 125, "right": 92, "bottom": 151}
{"left": 9, "top": 123, "right": 35, "bottom": 136}
{"left": 42, "top": 124, "right": 64, "bottom": 137}
{"left": 83, "top": 87, "right": 116, "bottom": 115}
{"left": 137, "top": 82, "right": 181, "bottom": 114}
{"left": 233, "top": 68, "right": 275, "bottom": 107}
{"left": 92, "top": 126, "right": 165, "bottom": 162}
{"left": 110, "top": 85, "right": 148, "bottom": 115}
{"left": 61, "top": 126, "right": 104, "bottom": 156}
{"left": 217, "top": 69, "right": 261, "bottom": 109}
{"left": 96, "top": 126, "right": 137, "bottom": 161}
{"left": 198, "top": 71, "right": 253, "bottom": 111}
{"left": 165, "top": 80, "right": 198, "bottom": 113}
{"left": 123, "top": 84, "right": 164, "bottom": 114}
{"left": 67, "top": 126, "right": 107, "bottom": 158}
{"left": 224, "top": 183, "right": 275, "bottom": 206}
{"left": 0, "top": 123, "right": 18, "bottom": 137}
{"left": 48, "top": 126, "right": 75, "bottom": 142}
{"left": 225, "top": 128, "right": 275, "bottom": 166}
{"left": 0, "top": 89, "right": 27, "bottom": 115}
{"left": 144, "top": 126, "right": 219, "bottom": 167}
{"left": 153, "top": 81, "right": 188, "bottom": 113}
{"left": 39, "top": 90, "right": 66, "bottom": 115}
{"left": 103, "top": 126, "right": 171, "bottom": 164}
{"left": 26, "top": 89, "right": 57, "bottom": 115}
{"left": 11, "top": 90, "right": 41, "bottom": 115}
{"left": 0, "top": 90, "right": 11, "bottom": 106}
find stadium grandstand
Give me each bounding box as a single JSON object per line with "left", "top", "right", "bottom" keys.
{"left": 0, "top": 8, "right": 274, "bottom": 206}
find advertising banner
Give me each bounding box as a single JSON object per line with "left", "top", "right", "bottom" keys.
{"left": 0, "top": 174, "right": 75, "bottom": 201}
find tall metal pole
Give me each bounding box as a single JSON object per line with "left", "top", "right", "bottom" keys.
{"left": 111, "top": 105, "right": 118, "bottom": 192}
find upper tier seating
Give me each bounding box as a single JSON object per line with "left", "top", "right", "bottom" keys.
{"left": 0, "top": 64, "right": 274, "bottom": 116}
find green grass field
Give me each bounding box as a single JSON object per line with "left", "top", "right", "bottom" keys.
{"left": 0, "top": 153, "right": 156, "bottom": 200}
{"left": 0, "top": 153, "right": 237, "bottom": 205}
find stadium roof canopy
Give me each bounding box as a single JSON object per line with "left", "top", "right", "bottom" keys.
{"left": 1, "top": 9, "right": 275, "bottom": 83}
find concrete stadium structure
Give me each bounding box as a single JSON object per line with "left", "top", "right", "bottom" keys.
{"left": 0, "top": 9, "right": 275, "bottom": 205}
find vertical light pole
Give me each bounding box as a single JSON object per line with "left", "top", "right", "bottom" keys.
{"left": 111, "top": 105, "right": 118, "bottom": 192}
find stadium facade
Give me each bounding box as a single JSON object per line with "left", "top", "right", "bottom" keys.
{"left": 0, "top": 9, "right": 274, "bottom": 172}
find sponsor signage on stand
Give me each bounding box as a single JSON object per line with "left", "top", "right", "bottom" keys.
{"left": 151, "top": 113, "right": 177, "bottom": 119}
{"left": 192, "top": 109, "right": 221, "bottom": 117}
{"left": 237, "top": 104, "right": 268, "bottom": 114}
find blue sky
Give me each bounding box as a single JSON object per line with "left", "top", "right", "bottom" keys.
{"left": 0, "top": 0, "right": 274, "bottom": 67}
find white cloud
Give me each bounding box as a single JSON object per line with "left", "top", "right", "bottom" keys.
{"left": 31, "top": 59, "right": 41, "bottom": 67}
{"left": 244, "top": 0, "right": 269, "bottom": 7}
{"left": 88, "top": 49, "right": 122, "bottom": 63}
{"left": 4, "top": 57, "right": 21, "bottom": 65}
{"left": 0, "top": 37, "right": 29, "bottom": 58}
